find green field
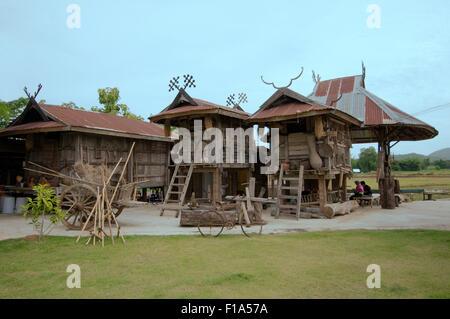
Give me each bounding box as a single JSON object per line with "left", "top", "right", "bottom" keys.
{"left": 1, "top": 230, "right": 449, "bottom": 299}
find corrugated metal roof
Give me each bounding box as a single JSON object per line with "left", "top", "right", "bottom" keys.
{"left": 0, "top": 121, "right": 63, "bottom": 133}
{"left": 308, "top": 75, "right": 430, "bottom": 127}
{"left": 250, "top": 102, "right": 328, "bottom": 120}
{"left": 249, "top": 87, "right": 361, "bottom": 125}
{"left": 0, "top": 102, "right": 169, "bottom": 140}
{"left": 308, "top": 74, "right": 438, "bottom": 142}
{"left": 159, "top": 100, "right": 249, "bottom": 117}
{"left": 40, "top": 104, "right": 166, "bottom": 138}
{"left": 150, "top": 89, "right": 249, "bottom": 123}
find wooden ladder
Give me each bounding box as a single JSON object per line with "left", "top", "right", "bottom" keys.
{"left": 275, "top": 165, "right": 304, "bottom": 220}
{"left": 160, "top": 163, "right": 194, "bottom": 217}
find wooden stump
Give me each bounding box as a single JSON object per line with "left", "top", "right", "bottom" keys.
{"left": 323, "top": 200, "right": 359, "bottom": 219}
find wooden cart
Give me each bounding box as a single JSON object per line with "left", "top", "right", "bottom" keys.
{"left": 25, "top": 142, "right": 147, "bottom": 231}
{"left": 59, "top": 182, "right": 143, "bottom": 230}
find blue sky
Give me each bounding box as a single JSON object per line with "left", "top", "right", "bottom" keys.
{"left": 1, "top": 0, "right": 449, "bottom": 157}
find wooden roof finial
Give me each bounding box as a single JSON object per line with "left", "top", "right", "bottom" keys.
{"left": 24, "top": 83, "right": 42, "bottom": 99}
{"left": 361, "top": 61, "right": 366, "bottom": 87}
{"left": 261, "top": 67, "right": 304, "bottom": 89}
{"left": 312, "top": 70, "right": 321, "bottom": 85}
{"left": 168, "top": 74, "right": 196, "bottom": 92}
{"left": 226, "top": 92, "right": 247, "bottom": 111}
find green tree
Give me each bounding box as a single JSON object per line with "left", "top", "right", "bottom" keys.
{"left": 433, "top": 159, "right": 450, "bottom": 169}
{"left": 91, "top": 87, "right": 143, "bottom": 120}
{"left": 0, "top": 97, "right": 29, "bottom": 128}
{"left": 61, "top": 101, "right": 85, "bottom": 110}
{"left": 421, "top": 158, "right": 430, "bottom": 170}
{"left": 399, "top": 158, "right": 421, "bottom": 171}
{"left": 351, "top": 158, "right": 359, "bottom": 169}
{"left": 358, "top": 147, "right": 378, "bottom": 173}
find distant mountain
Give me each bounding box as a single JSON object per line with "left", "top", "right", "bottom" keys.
{"left": 393, "top": 147, "right": 450, "bottom": 160}
{"left": 393, "top": 153, "right": 427, "bottom": 160}
{"left": 428, "top": 148, "right": 450, "bottom": 160}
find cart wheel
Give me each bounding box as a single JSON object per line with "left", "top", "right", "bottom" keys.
{"left": 60, "top": 184, "right": 97, "bottom": 230}
{"left": 197, "top": 210, "right": 225, "bottom": 237}
{"left": 110, "top": 205, "right": 124, "bottom": 219}
{"left": 240, "top": 211, "right": 264, "bottom": 237}
{"left": 240, "top": 222, "right": 263, "bottom": 237}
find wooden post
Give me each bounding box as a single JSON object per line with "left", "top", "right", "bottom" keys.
{"left": 378, "top": 133, "right": 396, "bottom": 209}
{"left": 314, "top": 116, "right": 325, "bottom": 140}
{"left": 204, "top": 116, "right": 213, "bottom": 129}
{"left": 340, "top": 173, "right": 347, "bottom": 202}
{"left": 249, "top": 177, "right": 255, "bottom": 198}
{"left": 212, "top": 168, "right": 221, "bottom": 207}
{"left": 164, "top": 120, "right": 171, "bottom": 137}
{"left": 318, "top": 175, "right": 327, "bottom": 213}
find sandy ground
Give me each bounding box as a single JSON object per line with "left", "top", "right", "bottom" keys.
{"left": 1, "top": 199, "right": 449, "bottom": 240}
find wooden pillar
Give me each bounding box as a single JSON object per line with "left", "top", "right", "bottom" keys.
{"left": 164, "top": 120, "right": 171, "bottom": 137}
{"left": 74, "top": 134, "right": 81, "bottom": 163}
{"left": 142, "top": 187, "right": 147, "bottom": 202}
{"left": 204, "top": 116, "right": 213, "bottom": 129}
{"left": 212, "top": 168, "right": 222, "bottom": 206}
{"left": 314, "top": 116, "right": 325, "bottom": 140}
{"left": 340, "top": 173, "right": 347, "bottom": 202}
{"left": 378, "top": 133, "right": 396, "bottom": 209}
{"left": 318, "top": 175, "right": 327, "bottom": 213}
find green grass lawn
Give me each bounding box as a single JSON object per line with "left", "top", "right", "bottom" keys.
{"left": 0, "top": 230, "right": 449, "bottom": 299}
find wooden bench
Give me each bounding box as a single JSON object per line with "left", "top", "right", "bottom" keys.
{"left": 355, "top": 194, "right": 380, "bottom": 208}
{"left": 423, "top": 190, "right": 450, "bottom": 201}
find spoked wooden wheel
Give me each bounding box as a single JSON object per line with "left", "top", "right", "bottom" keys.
{"left": 60, "top": 184, "right": 97, "bottom": 230}
{"left": 240, "top": 213, "right": 264, "bottom": 237}
{"left": 197, "top": 210, "right": 225, "bottom": 237}
{"left": 240, "top": 223, "right": 263, "bottom": 237}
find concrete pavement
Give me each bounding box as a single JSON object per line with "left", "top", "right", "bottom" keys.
{"left": 1, "top": 199, "right": 449, "bottom": 241}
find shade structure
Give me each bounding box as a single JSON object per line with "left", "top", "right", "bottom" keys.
{"left": 308, "top": 74, "right": 438, "bottom": 143}
{"left": 308, "top": 71, "right": 438, "bottom": 209}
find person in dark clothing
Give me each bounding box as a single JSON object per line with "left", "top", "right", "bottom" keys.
{"left": 361, "top": 181, "right": 372, "bottom": 196}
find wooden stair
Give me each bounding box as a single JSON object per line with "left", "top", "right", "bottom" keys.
{"left": 275, "top": 165, "right": 304, "bottom": 220}
{"left": 160, "top": 163, "right": 194, "bottom": 217}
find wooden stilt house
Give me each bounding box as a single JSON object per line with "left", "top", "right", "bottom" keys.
{"left": 149, "top": 89, "right": 253, "bottom": 216}
{"left": 248, "top": 88, "right": 362, "bottom": 216}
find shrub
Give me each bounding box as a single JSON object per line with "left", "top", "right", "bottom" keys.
{"left": 21, "top": 184, "right": 66, "bottom": 241}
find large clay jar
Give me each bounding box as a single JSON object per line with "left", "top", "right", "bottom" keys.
{"left": 306, "top": 134, "right": 322, "bottom": 170}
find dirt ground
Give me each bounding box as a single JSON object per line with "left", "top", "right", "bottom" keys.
{"left": 1, "top": 199, "right": 449, "bottom": 241}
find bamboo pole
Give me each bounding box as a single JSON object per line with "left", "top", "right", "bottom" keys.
{"left": 76, "top": 198, "right": 98, "bottom": 243}
{"left": 24, "top": 167, "right": 102, "bottom": 187}
{"left": 106, "top": 157, "right": 123, "bottom": 185}
{"left": 109, "top": 142, "right": 135, "bottom": 207}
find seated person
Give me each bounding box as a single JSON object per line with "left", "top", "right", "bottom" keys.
{"left": 350, "top": 181, "right": 364, "bottom": 200}
{"left": 361, "top": 181, "right": 372, "bottom": 196}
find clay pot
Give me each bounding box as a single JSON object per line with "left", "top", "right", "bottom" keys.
{"left": 306, "top": 134, "right": 323, "bottom": 170}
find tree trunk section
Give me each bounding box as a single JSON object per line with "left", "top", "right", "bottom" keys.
{"left": 323, "top": 200, "right": 359, "bottom": 219}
